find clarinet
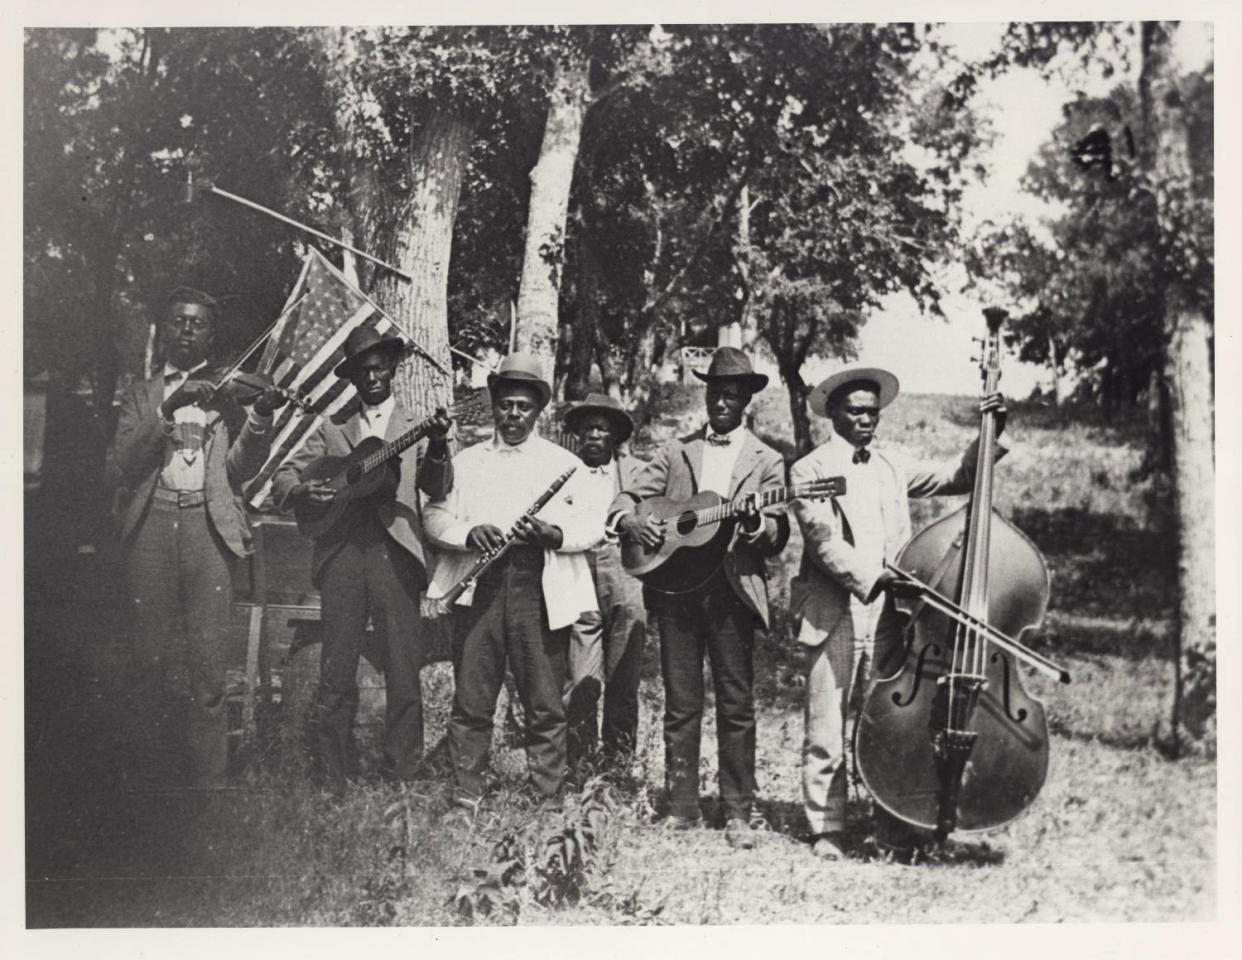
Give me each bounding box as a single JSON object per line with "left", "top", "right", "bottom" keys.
{"left": 436, "top": 466, "right": 578, "bottom": 609}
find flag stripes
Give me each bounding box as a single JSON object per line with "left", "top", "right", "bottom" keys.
{"left": 242, "top": 250, "right": 405, "bottom": 508}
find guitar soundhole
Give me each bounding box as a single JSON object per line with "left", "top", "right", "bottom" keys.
{"left": 345, "top": 464, "right": 364, "bottom": 485}
{"left": 675, "top": 511, "right": 697, "bottom": 536}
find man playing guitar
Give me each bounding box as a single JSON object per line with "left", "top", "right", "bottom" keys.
{"left": 273, "top": 327, "right": 452, "bottom": 788}
{"left": 609, "top": 347, "right": 789, "bottom": 849}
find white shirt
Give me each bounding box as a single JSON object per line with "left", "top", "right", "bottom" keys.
{"left": 423, "top": 432, "right": 604, "bottom": 629}
{"left": 158, "top": 361, "right": 273, "bottom": 491}
{"left": 579, "top": 458, "right": 621, "bottom": 545}
{"left": 359, "top": 395, "right": 396, "bottom": 442}
{"left": 698, "top": 424, "right": 746, "bottom": 496}
{"left": 160, "top": 361, "right": 209, "bottom": 490}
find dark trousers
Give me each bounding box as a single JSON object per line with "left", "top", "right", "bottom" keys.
{"left": 124, "top": 499, "right": 233, "bottom": 788}
{"left": 448, "top": 546, "right": 568, "bottom": 802}
{"left": 566, "top": 542, "right": 647, "bottom": 763}
{"left": 316, "top": 511, "right": 427, "bottom": 784}
{"left": 652, "top": 573, "right": 757, "bottom": 821}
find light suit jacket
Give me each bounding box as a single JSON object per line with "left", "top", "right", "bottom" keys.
{"left": 271, "top": 399, "right": 453, "bottom": 586}
{"left": 113, "top": 374, "right": 272, "bottom": 558}
{"left": 609, "top": 426, "right": 790, "bottom": 629}
{"left": 788, "top": 435, "right": 1003, "bottom": 647}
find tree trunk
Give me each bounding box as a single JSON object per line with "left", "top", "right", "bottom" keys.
{"left": 1141, "top": 21, "right": 1215, "bottom": 743}
{"left": 782, "top": 364, "right": 813, "bottom": 460}
{"left": 564, "top": 236, "right": 600, "bottom": 400}
{"left": 1048, "top": 334, "right": 1064, "bottom": 407}
{"left": 596, "top": 335, "right": 621, "bottom": 400}
{"left": 514, "top": 49, "right": 590, "bottom": 377}
{"left": 374, "top": 109, "right": 473, "bottom": 418}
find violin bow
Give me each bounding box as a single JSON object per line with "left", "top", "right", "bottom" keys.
{"left": 886, "top": 563, "right": 1071, "bottom": 684}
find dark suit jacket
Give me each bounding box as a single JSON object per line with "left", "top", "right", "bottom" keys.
{"left": 609, "top": 426, "right": 790, "bottom": 628}
{"left": 270, "top": 399, "right": 453, "bottom": 585}
{"left": 113, "top": 374, "right": 273, "bottom": 558}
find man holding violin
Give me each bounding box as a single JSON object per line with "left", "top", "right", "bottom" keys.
{"left": 114, "top": 286, "right": 287, "bottom": 789}
{"left": 789, "top": 364, "right": 1006, "bottom": 862}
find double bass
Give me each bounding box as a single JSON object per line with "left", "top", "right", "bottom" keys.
{"left": 854, "top": 307, "right": 1071, "bottom": 845}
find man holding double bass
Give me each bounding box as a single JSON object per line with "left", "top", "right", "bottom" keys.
{"left": 788, "top": 364, "right": 1006, "bottom": 862}
{"left": 610, "top": 347, "right": 789, "bottom": 849}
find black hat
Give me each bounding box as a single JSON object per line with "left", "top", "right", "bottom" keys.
{"left": 691, "top": 346, "right": 769, "bottom": 392}
{"left": 334, "top": 326, "right": 406, "bottom": 379}
{"left": 564, "top": 392, "right": 635, "bottom": 444}
{"left": 486, "top": 352, "right": 552, "bottom": 407}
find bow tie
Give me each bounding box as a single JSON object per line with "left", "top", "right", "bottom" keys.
{"left": 587, "top": 464, "right": 611, "bottom": 475}
{"left": 706, "top": 432, "right": 733, "bottom": 447}
{"left": 853, "top": 447, "right": 871, "bottom": 465}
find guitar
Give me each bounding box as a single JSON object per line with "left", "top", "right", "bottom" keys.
{"left": 620, "top": 477, "right": 846, "bottom": 594}
{"left": 293, "top": 395, "right": 483, "bottom": 541}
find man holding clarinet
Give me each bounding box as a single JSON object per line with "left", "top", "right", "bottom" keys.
{"left": 424, "top": 353, "right": 602, "bottom": 818}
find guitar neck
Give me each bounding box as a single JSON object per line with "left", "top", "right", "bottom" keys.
{"left": 696, "top": 484, "right": 811, "bottom": 527}
{"left": 360, "top": 424, "right": 428, "bottom": 474}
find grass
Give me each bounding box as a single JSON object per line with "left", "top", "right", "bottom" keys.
{"left": 24, "top": 388, "right": 1214, "bottom": 926}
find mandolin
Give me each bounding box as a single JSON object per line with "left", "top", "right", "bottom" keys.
{"left": 621, "top": 477, "right": 845, "bottom": 594}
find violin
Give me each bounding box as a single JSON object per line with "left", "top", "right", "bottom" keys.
{"left": 854, "top": 307, "right": 1070, "bottom": 846}
{"left": 190, "top": 364, "right": 314, "bottom": 415}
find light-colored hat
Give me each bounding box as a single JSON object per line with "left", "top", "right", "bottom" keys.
{"left": 564, "top": 392, "right": 634, "bottom": 443}
{"left": 808, "top": 365, "right": 900, "bottom": 417}
{"left": 487, "top": 352, "right": 552, "bottom": 407}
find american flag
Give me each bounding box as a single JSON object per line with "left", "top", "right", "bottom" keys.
{"left": 243, "top": 249, "right": 403, "bottom": 508}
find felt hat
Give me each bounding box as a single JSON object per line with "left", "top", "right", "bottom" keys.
{"left": 486, "top": 352, "right": 552, "bottom": 407}
{"left": 333, "top": 326, "right": 407, "bottom": 379}
{"left": 691, "top": 346, "right": 769, "bottom": 392}
{"left": 564, "top": 392, "right": 634, "bottom": 444}
{"left": 808, "top": 365, "right": 900, "bottom": 417}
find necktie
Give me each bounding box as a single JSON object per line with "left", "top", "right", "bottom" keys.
{"left": 853, "top": 447, "right": 871, "bottom": 464}
{"left": 707, "top": 432, "right": 732, "bottom": 447}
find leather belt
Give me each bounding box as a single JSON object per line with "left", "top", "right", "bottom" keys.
{"left": 153, "top": 487, "right": 207, "bottom": 508}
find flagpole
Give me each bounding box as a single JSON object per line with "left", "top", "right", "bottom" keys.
{"left": 187, "top": 172, "right": 413, "bottom": 282}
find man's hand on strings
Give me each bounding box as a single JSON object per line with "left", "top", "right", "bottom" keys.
{"left": 981, "top": 392, "right": 1008, "bottom": 436}
{"left": 738, "top": 491, "right": 764, "bottom": 534}
{"left": 290, "top": 478, "right": 335, "bottom": 506}
{"left": 618, "top": 511, "right": 665, "bottom": 551}
{"left": 874, "top": 568, "right": 924, "bottom": 601}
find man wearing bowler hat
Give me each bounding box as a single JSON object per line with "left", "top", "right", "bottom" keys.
{"left": 425, "top": 353, "right": 602, "bottom": 813}
{"left": 273, "top": 326, "right": 453, "bottom": 788}
{"left": 609, "top": 346, "right": 790, "bottom": 849}
{"left": 562, "top": 393, "right": 648, "bottom": 772}
{"left": 789, "top": 364, "right": 1007, "bottom": 861}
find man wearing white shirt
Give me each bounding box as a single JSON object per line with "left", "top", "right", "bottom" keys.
{"left": 789, "top": 365, "right": 1007, "bottom": 861}
{"left": 561, "top": 394, "right": 647, "bottom": 771}
{"left": 274, "top": 327, "right": 452, "bottom": 788}
{"left": 425, "top": 354, "right": 602, "bottom": 811}
{"left": 113, "top": 287, "right": 285, "bottom": 788}
{"left": 609, "top": 347, "right": 789, "bottom": 849}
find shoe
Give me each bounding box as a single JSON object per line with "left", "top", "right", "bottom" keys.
{"left": 810, "top": 833, "right": 847, "bottom": 861}
{"left": 725, "top": 817, "right": 757, "bottom": 849}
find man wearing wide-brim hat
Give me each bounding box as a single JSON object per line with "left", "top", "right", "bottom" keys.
{"left": 788, "top": 363, "right": 1007, "bottom": 861}
{"left": 608, "top": 346, "right": 790, "bottom": 849}
{"left": 560, "top": 393, "right": 648, "bottom": 771}
{"left": 273, "top": 324, "right": 454, "bottom": 788}
{"left": 425, "top": 353, "right": 603, "bottom": 814}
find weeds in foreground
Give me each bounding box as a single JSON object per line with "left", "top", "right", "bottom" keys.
{"left": 451, "top": 777, "right": 647, "bottom": 922}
